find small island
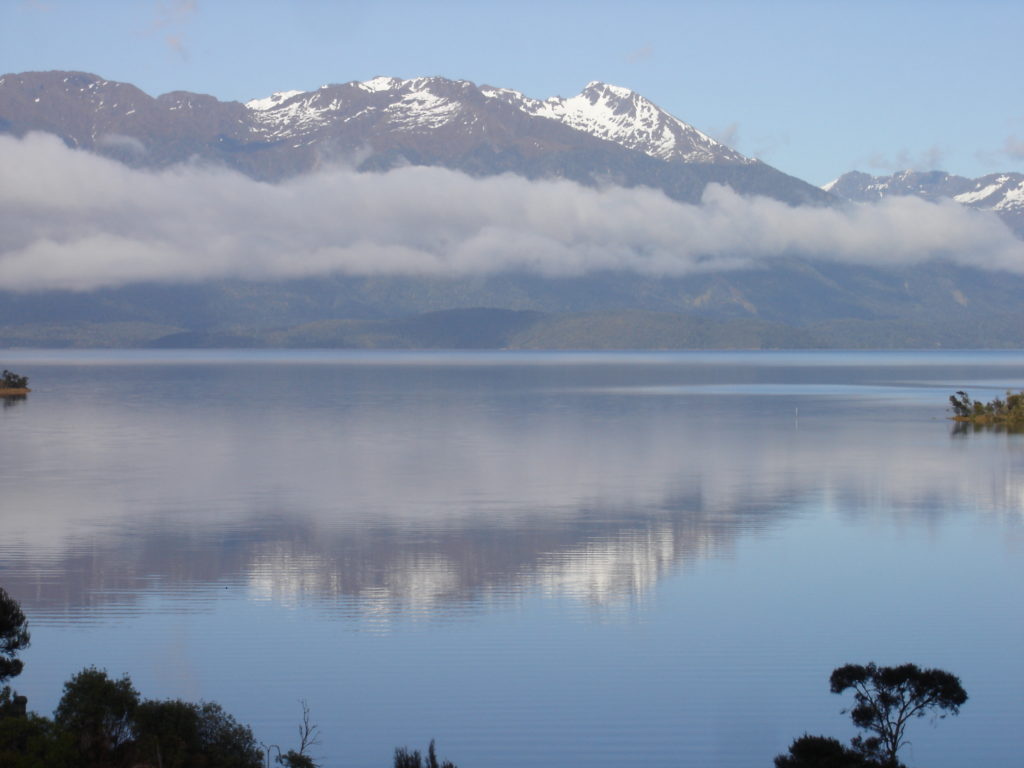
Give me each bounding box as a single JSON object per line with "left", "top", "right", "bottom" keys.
{"left": 949, "top": 389, "right": 1024, "bottom": 427}
{"left": 0, "top": 369, "right": 30, "bottom": 396}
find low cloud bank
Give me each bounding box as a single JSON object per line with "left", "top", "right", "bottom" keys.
{"left": 1, "top": 132, "right": 1022, "bottom": 292}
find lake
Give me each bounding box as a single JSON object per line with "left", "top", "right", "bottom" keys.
{"left": 1, "top": 350, "right": 1021, "bottom": 767}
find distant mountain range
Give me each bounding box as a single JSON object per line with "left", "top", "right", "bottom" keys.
{"left": 824, "top": 169, "right": 1024, "bottom": 236}
{"left": 1, "top": 70, "right": 1022, "bottom": 349}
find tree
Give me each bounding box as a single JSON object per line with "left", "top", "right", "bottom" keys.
{"left": 0, "top": 587, "right": 30, "bottom": 686}
{"left": 394, "top": 739, "right": 457, "bottom": 768}
{"left": 948, "top": 391, "right": 971, "bottom": 418}
{"left": 134, "top": 698, "right": 263, "bottom": 768}
{"left": 774, "top": 734, "right": 876, "bottom": 768}
{"left": 829, "top": 662, "right": 967, "bottom": 768}
{"left": 275, "top": 700, "right": 320, "bottom": 768}
{"left": 1, "top": 370, "right": 28, "bottom": 390}
{"left": 0, "top": 709, "right": 74, "bottom": 768}
{"left": 53, "top": 667, "right": 139, "bottom": 768}
{"left": 133, "top": 698, "right": 198, "bottom": 768}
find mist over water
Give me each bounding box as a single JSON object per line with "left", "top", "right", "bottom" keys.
{"left": 1, "top": 350, "right": 1021, "bottom": 768}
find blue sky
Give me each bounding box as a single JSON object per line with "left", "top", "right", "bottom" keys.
{"left": 3, "top": 0, "right": 1022, "bottom": 185}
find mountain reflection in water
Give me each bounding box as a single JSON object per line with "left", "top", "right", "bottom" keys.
{"left": 2, "top": 352, "right": 1023, "bottom": 768}
{"left": 2, "top": 351, "right": 1021, "bottom": 621}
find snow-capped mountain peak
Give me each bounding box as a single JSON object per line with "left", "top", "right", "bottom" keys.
{"left": 240, "top": 75, "right": 750, "bottom": 165}
{"left": 825, "top": 169, "right": 1024, "bottom": 236}
{"left": 359, "top": 76, "right": 404, "bottom": 93}
{"left": 953, "top": 173, "right": 1024, "bottom": 212}
{"left": 526, "top": 80, "right": 749, "bottom": 164}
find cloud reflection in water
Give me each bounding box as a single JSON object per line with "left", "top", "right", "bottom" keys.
{"left": 1, "top": 354, "right": 1022, "bottom": 620}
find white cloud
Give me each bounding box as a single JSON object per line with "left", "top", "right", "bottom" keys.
{"left": 0, "top": 132, "right": 1022, "bottom": 293}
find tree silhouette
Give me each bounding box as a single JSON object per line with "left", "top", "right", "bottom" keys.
{"left": 134, "top": 698, "right": 262, "bottom": 768}
{"left": 54, "top": 667, "right": 139, "bottom": 768}
{"left": 0, "top": 370, "right": 28, "bottom": 390}
{"left": 394, "top": 739, "right": 457, "bottom": 768}
{"left": 829, "top": 662, "right": 967, "bottom": 767}
{"left": 774, "top": 734, "right": 876, "bottom": 768}
{"left": 0, "top": 587, "right": 30, "bottom": 686}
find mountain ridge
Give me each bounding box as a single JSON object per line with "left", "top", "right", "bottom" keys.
{"left": 824, "top": 169, "right": 1024, "bottom": 235}
{"left": 1, "top": 70, "right": 1023, "bottom": 349}
{"left": 0, "top": 69, "right": 826, "bottom": 205}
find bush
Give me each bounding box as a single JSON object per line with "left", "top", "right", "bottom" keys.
{"left": 1, "top": 370, "right": 28, "bottom": 389}
{"left": 949, "top": 389, "right": 1024, "bottom": 427}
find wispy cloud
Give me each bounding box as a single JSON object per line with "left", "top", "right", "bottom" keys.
{"left": 96, "top": 133, "right": 148, "bottom": 156}
{"left": 867, "top": 146, "right": 945, "bottom": 173}
{"left": 151, "top": 0, "right": 198, "bottom": 60}
{"left": 1004, "top": 134, "right": 1024, "bottom": 160}
{"left": 626, "top": 44, "right": 654, "bottom": 63}
{"left": 749, "top": 132, "right": 789, "bottom": 162}
{"left": 712, "top": 122, "right": 739, "bottom": 149}
{"left": 0, "top": 132, "right": 1021, "bottom": 293}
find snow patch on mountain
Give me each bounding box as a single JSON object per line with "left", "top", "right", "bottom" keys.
{"left": 954, "top": 182, "right": 1005, "bottom": 205}
{"left": 385, "top": 89, "right": 462, "bottom": 131}
{"left": 997, "top": 183, "right": 1024, "bottom": 211}
{"left": 245, "top": 88, "right": 359, "bottom": 139}
{"left": 245, "top": 90, "right": 306, "bottom": 111}
{"left": 359, "top": 76, "right": 404, "bottom": 93}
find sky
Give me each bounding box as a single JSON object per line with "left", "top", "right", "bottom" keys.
{"left": 3, "top": 0, "right": 1023, "bottom": 187}
{"left": 3, "top": 0, "right": 1024, "bottom": 292}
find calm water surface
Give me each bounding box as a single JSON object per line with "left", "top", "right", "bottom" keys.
{"left": 1, "top": 350, "right": 1021, "bottom": 767}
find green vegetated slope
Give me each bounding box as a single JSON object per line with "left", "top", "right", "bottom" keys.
{"left": 2, "top": 257, "right": 1022, "bottom": 349}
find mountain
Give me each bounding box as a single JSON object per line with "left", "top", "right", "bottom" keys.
{"left": 3, "top": 261, "right": 1023, "bottom": 350}
{"left": 245, "top": 76, "right": 750, "bottom": 165}
{"left": 824, "top": 169, "right": 1024, "bottom": 236}
{"left": 2, "top": 71, "right": 1023, "bottom": 349}
{"left": 0, "top": 70, "right": 827, "bottom": 205}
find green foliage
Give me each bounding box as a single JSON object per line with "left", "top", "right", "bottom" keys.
{"left": 829, "top": 662, "right": 967, "bottom": 768}
{"left": 774, "top": 734, "right": 877, "bottom": 768}
{"left": 0, "top": 588, "right": 275, "bottom": 768}
{"left": 0, "top": 587, "right": 30, "bottom": 685}
{"left": 949, "top": 389, "right": 1024, "bottom": 427}
{"left": 194, "top": 702, "right": 263, "bottom": 768}
{"left": 133, "top": 698, "right": 198, "bottom": 768}
{"left": 0, "top": 710, "right": 74, "bottom": 768}
{"left": 134, "top": 698, "right": 263, "bottom": 768}
{"left": 53, "top": 667, "right": 139, "bottom": 768}
{"left": 0, "top": 370, "right": 28, "bottom": 389}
